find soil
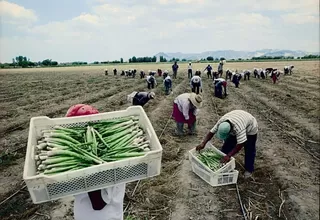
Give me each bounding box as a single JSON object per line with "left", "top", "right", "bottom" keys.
{"left": 0, "top": 61, "right": 319, "bottom": 220}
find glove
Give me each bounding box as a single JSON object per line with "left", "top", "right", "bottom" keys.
{"left": 220, "top": 155, "right": 231, "bottom": 163}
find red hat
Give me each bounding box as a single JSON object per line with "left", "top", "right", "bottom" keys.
{"left": 66, "top": 104, "right": 99, "bottom": 117}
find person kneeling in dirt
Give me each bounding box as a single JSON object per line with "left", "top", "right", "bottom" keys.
{"left": 190, "top": 74, "right": 202, "bottom": 94}
{"left": 196, "top": 110, "right": 258, "bottom": 179}
{"left": 66, "top": 104, "right": 125, "bottom": 220}
{"left": 213, "top": 78, "right": 227, "bottom": 98}
{"left": 146, "top": 74, "right": 157, "bottom": 89}
{"left": 130, "top": 91, "right": 155, "bottom": 107}
{"left": 163, "top": 74, "right": 172, "bottom": 95}
{"left": 172, "top": 93, "right": 203, "bottom": 136}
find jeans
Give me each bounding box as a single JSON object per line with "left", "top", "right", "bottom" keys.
{"left": 191, "top": 82, "right": 201, "bottom": 94}
{"left": 188, "top": 69, "right": 193, "bottom": 79}
{"left": 176, "top": 122, "right": 196, "bottom": 135}
{"left": 147, "top": 81, "right": 154, "bottom": 89}
{"left": 221, "top": 134, "right": 257, "bottom": 173}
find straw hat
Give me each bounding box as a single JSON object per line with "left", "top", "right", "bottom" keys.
{"left": 189, "top": 93, "right": 203, "bottom": 108}
{"left": 148, "top": 92, "right": 155, "bottom": 99}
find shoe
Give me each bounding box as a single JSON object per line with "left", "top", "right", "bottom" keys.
{"left": 244, "top": 171, "right": 252, "bottom": 179}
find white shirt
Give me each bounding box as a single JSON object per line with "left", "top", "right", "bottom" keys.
{"left": 188, "top": 64, "right": 192, "bottom": 70}
{"left": 174, "top": 93, "right": 198, "bottom": 120}
{"left": 146, "top": 75, "right": 157, "bottom": 85}
{"left": 190, "top": 76, "right": 202, "bottom": 87}
{"left": 210, "top": 110, "right": 258, "bottom": 144}
{"left": 74, "top": 184, "right": 126, "bottom": 220}
{"left": 214, "top": 78, "right": 225, "bottom": 83}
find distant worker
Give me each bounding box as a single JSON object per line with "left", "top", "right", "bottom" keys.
{"left": 146, "top": 74, "right": 157, "bottom": 89}
{"left": 140, "top": 70, "right": 145, "bottom": 79}
{"left": 105, "top": 69, "right": 108, "bottom": 76}
{"left": 163, "top": 70, "right": 169, "bottom": 79}
{"left": 195, "top": 69, "right": 202, "bottom": 77}
{"left": 243, "top": 70, "right": 251, "bottom": 81}
{"left": 195, "top": 110, "right": 258, "bottom": 179}
{"left": 132, "top": 69, "right": 137, "bottom": 78}
{"left": 163, "top": 74, "right": 172, "bottom": 95}
{"left": 218, "top": 60, "right": 224, "bottom": 78}
{"left": 172, "top": 93, "right": 203, "bottom": 136}
{"left": 157, "top": 69, "right": 162, "bottom": 77}
{"left": 204, "top": 64, "right": 213, "bottom": 79}
{"left": 190, "top": 75, "right": 202, "bottom": 95}
{"left": 226, "top": 69, "right": 233, "bottom": 80}
{"left": 188, "top": 62, "right": 193, "bottom": 79}
{"left": 213, "top": 78, "right": 227, "bottom": 98}
{"left": 113, "top": 68, "right": 117, "bottom": 76}
{"left": 232, "top": 70, "right": 242, "bottom": 88}
{"left": 284, "top": 65, "right": 294, "bottom": 75}
{"left": 172, "top": 61, "right": 179, "bottom": 79}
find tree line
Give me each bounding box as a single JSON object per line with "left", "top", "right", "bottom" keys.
{"left": 1, "top": 54, "right": 319, "bottom": 69}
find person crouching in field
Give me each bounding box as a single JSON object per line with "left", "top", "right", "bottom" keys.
{"left": 196, "top": 110, "right": 258, "bottom": 179}
{"left": 204, "top": 64, "right": 213, "bottom": 79}
{"left": 140, "top": 70, "right": 145, "bottom": 79}
{"left": 163, "top": 70, "right": 169, "bottom": 79}
{"left": 163, "top": 74, "right": 172, "bottom": 95}
{"left": 66, "top": 104, "right": 125, "bottom": 220}
{"left": 213, "top": 78, "right": 227, "bottom": 98}
{"left": 146, "top": 74, "right": 157, "bottom": 89}
{"left": 113, "top": 68, "right": 117, "bottom": 76}
{"left": 232, "top": 71, "right": 242, "bottom": 88}
{"left": 172, "top": 93, "right": 203, "bottom": 136}
{"left": 190, "top": 74, "right": 202, "bottom": 94}
{"left": 130, "top": 91, "right": 155, "bottom": 106}
{"left": 243, "top": 70, "right": 251, "bottom": 81}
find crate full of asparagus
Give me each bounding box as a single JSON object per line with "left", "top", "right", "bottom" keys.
{"left": 189, "top": 143, "right": 238, "bottom": 187}
{"left": 23, "top": 106, "right": 162, "bottom": 204}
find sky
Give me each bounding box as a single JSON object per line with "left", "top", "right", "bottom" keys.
{"left": 0, "top": 0, "right": 319, "bottom": 63}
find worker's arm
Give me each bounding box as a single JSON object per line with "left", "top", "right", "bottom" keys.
{"left": 195, "top": 131, "right": 214, "bottom": 151}
{"left": 182, "top": 101, "right": 190, "bottom": 120}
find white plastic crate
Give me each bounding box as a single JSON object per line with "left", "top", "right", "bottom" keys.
{"left": 23, "top": 106, "right": 162, "bottom": 204}
{"left": 189, "top": 143, "right": 238, "bottom": 186}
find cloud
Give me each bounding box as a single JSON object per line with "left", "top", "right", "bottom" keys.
{"left": 282, "top": 13, "right": 319, "bottom": 24}
{"left": 0, "top": 0, "right": 37, "bottom": 24}
{"left": 72, "top": 13, "right": 100, "bottom": 25}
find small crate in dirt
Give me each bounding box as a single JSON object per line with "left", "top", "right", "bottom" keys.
{"left": 23, "top": 106, "right": 162, "bottom": 204}
{"left": 189, "top": 143, "right": 238, "bottom": 186}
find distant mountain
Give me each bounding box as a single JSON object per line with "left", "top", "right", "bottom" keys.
{"left": 155, "top": 49, "right": 314, "bottom": 60}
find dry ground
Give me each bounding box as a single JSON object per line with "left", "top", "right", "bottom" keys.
{"left": 0, "top": 61, "right": 319, "bottom": 220}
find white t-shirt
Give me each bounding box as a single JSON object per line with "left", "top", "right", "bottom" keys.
{"left": 74, "top": 184, "right": 126, "bottom": 220}
{"left": 188, "top": 64, "right": 192, "bottom": 70}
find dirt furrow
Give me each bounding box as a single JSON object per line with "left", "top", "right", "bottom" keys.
{"left": 226, "top": 83, "right": 319, "bottom": 220}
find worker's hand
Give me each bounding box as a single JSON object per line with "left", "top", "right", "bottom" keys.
{"left": 196, "top": 143, "right": 205, "bottom": 151}
{"left": 220, "top": 155, "right": 231, "bottom": 163}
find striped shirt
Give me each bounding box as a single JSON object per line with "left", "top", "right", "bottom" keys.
{"left": 210, "top": 110, "right": 258, "bottom": 144}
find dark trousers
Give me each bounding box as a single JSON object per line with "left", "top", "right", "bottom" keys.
{"left": 232, "top": 77, "right": 240, "bottom": 88}
{"left": 191, "top": 82, "right": 201, "bottom": 94}
{"left": 164, "top": 81, "right": 171, "bottom": 95}
{"left": 221, "top": 134, "right": 257, "bottom": 173}
{"left": 218, "top": 70, "right": 223, "bottom": 78}
{"left": 188, "top": 69, "right": 193, "bottom": 79}
{"left": 214, "top": 84, "right": 223, "bottom": 98}
{"left": 244, "top": 74, "right": 250, "bottom": 80}
{"left": 207, "top": 71, "right": 212, "bottom": 79}
{"left": 147, "top": 81, "right": 155, "bottom": 89}
{"left": 173, "top": 71, "right": 177, "bottom": 79}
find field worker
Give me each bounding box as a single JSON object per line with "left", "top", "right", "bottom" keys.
{"left": 140, "top": 70, "right": 145, "bottom": 79}
{"left": 172, "top": 61, "right": 179, "bottom": 79}
{"left": 232, "top": 71, "right": 242, "bottom": 88}
{"left": 113, "top": 68, "right": 117, "bottom": 76}
{"left": 284, "top": 65, "right": 294, "bottom": 75}
{"left": 188, "top": 62, "right": 193, "bottom": 79}
{"left": 213, "top": 78, "right": 227, "bottom": 98}
{"left": 132, "top": 69, "right": 137, "bottom": 78}
{"left": 226, "top": 69, "right": 232, "bottom": 80}
{"left": 66, "top": 104, "right": 126, "bottom": 220}
{"left": 132, "top": 91, "right": 155, "bottom": 106}
{"left": 163, "top": 70, "right": 169, "bottom": 79}
{"left": 105, "top": 69, "right": 108, "bottom": 76}
{"left": 271, "top": 70, "right": 282, "bottom": 84}
{"left": 218, "top": 61, "right": 224, "bottom": 77}
{"left": 195, "top": 69, "right": 201, "bottom": 77}
{"left": 157, "top": 69, "right": 162, "bottom": 77}
{"left": 190, "top": 74, "right": 202, "bottom": 94}
{"left": 260, "top": 70, "right": 267, "bottom": 79}
{"left": 146, "top": 74, "right": 157, "bottom": 89}
{"left": 172, "top": 93, "right": 203, "bottom": 135}
{"left": 204, "top": 64, "right": 213, "bottom": 79}
{"left": 243, "top": 70, "right": 251, "bottom": 81}
{"left": 163, "top": 74, "right": 172, "bottom": 95}
{"left": 195, "top": 110, "right": 258, "bottom": 179}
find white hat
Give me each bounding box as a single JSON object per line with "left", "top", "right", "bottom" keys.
{"left": 189, "top": 93, "right": 203, "bottom": 108}
{"left": 148, "top": 92, "right": 155, "bottom": 99}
